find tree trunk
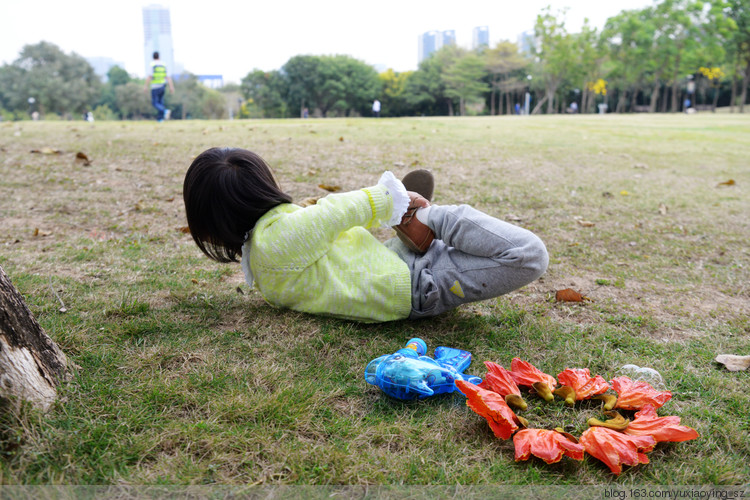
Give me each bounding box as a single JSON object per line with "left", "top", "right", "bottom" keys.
{"left": 740, "top": 60, "right": 750, "bottom": 113}
{"left": 0, "top": 266, "right": 69, "bottom": 411}
{"left": 649, "top": 74, "right": 661, "bottom": 113}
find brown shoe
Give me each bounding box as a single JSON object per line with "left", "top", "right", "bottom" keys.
{"left": 402, "top": 169, "right": 434, "bottom": 201}
{"left": 395, "top": 169, "right": 435, "bottom": 253}
{"left": 395, "top": 206, "right": 434, "bottom": 253}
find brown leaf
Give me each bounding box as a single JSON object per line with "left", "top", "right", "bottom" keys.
{"left": 338, "top": 136, "right": 344, "bottom": 142}
{"left": 715, "top": 354, "right": 750, "bottom": 372}
{"left": 318, "top": 184, "right": 341, "bottom": 192}
{"left": 177, "top": 226, "right": 191, "bottom": 234}
{"left": 555, "top": 288, "right": 591, "bottom": 302}
{"left": 577, "top": 220, "right": 595, "bottom": 227}
{"left": 32, "top": 228, "right": 52, "bottom": 237}
{"left": 717, "top": 179, "right": 735, "bottom": 187}
{"left": 75, "top": 151, "right": 92, "bottom": 166}
{"left": 658, "top": 203, "right": 668, "bottom": 215}
{"left": 299, "top": 197, "right": 320, "bottom": 207}
{"left": 31, "top": 147, "right": 62, "bottom": 155}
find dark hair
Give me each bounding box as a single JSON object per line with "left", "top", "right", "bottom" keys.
{"left": 153, "top": 51, "right": 160, "bottom": 59}
{"left": 183, "top": 147, "right": 292, "bottom": 262}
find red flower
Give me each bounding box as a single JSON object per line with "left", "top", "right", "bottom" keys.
{"left": 610, "top": 376, "right": 672, "bottom": 410}
{"left": 624, "top": 404, "right": 699, "bottom": 443}
{"left": 557, "top": 368, "right": 609, "bottom": 400}
{"left": 456, "top": 380, "right": 521, "bottom": 440}
{"left": 509, "top": 358, "right": 557, "bottom": 389}
{"left": 580, "top": 426, "right": 656, "bottom": 475}
{"left": 479, "top": 361, "right": 521, "bottom": 397}
{"left": 513, "top": 428, "right": 585, "bottom": 464}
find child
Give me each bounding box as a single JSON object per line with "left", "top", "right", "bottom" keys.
{"left": 183, "top": 147, "right": 548, "bottom": 323}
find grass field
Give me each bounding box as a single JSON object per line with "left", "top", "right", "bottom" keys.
{"left": 0, "top": 114, "right": 748, "bottom": 487}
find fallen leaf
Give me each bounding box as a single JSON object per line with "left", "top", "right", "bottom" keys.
{"left": 658, "top": 203, "right": 668, "bottom": 215}
{"left": 236, "top": 286, "right": 244, "bottom": 295}
{"left": 33, "top": 228, "right": 52, "bottom": 237}
{"left": 555, "top": 288, "right": 591, "bottom": 302}
{"left": 165, "top": 196, "right": 175, "bottom": 202}
{"left": 177, "top": 226, "right": 191, "bottom": 234}
{"left": 577, "top": 220, "right": 595, "bottom": 227}
{"left": 717, "top": 179, "right": 735, "bottom": 187}
{"left": 31, "top": 147, "right": 62, "bottom": 155}
{"left": 75, "top": 151, "right": 92, "bottom": 166}
{"left": 299, "top": 197, "right": 320, "bottom": 207}
{"left": 318, "top": 184, "right": 341, "bottom": 192}
{"left": 620, "top": 190, "right": 630, "bottom": 196}
{"left": 715, "top": 354, "right": 750, "bottom": 372}
{"left": 339, "top": 136, "right": 344, "bottom": 142}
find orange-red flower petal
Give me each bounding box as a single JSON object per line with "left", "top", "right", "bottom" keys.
{"left": 557, "top": 368, "right": 609, "bottom": 400}
{"left": 456, "top": 379, "right": 520, "bottom": 440}
{"left": 509, "top": 358, "right": 558, "bottom": 389}
{"left": 580, "top": 426, "right": 656, "bottom": 475}
{"left": 513, "top": 428, "right": 585, "bottom": 464}
{"left": 624, "top": 404, "right": 699, "bottom": 443}
{"left": 478, "top": 361, "right": 521, "bottom": 397}
{"left": 610, "top": 376, "right": 672, "bottom": 410}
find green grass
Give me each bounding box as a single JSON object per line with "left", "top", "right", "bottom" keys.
{"left": 0, "top": 114, "right": 749, "bottom": 486}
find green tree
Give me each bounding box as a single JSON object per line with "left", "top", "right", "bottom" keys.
{"left": 115, "top": 81, "right": 151, "bottom": 119}
{"left": 726, "top": 0, "right": 750, "bottom": 111}
{"left": 241, "top": 69, "right": 287, "bottom": 118}
{"left": 0, "top": 41, "right": 101, "bottom": 117}
{"left": 443, "top": 52, "right": 490, "bottom": 115}
{"left": 405, "top": 46, "right": 462, "bottom": 116}
{"left": 531, "top": 8, "right": 576, "bottom": 114}
{"left": 484, "top": 41, "right": 528, "bottom": 115}
{"left": 379, "top": 69, "right": 414, "bottom": 117}
{"left": 601, "top": 9, "right": 654, "bottom": 112}
{"left": 98, "top": 65, "right": 131, "bottom": 118}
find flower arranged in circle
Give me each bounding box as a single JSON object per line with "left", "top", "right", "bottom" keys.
{"left": 458, "top": 360, "right": 698, "bottom": 475}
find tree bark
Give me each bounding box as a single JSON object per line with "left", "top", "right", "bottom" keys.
{"left": 740, "top": 60, "right": 750, "bottom": 114}
{"left": 0, "top": 266, "right": 69, "bottom": 411}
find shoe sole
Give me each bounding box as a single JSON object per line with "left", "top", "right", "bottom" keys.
{"left": 402, "top": 169, "right": 434, "bottom": 202}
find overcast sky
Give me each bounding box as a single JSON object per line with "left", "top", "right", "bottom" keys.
{"left": 1, "top": 1, "right": 655, "bottom": 84}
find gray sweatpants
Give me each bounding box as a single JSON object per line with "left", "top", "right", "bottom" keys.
{"left": 384, "top": 204, "right": 549, "bottom": 319}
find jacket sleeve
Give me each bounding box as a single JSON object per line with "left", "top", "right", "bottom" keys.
{"left": 255, "top": 184, "right": 394, "bottom": 268}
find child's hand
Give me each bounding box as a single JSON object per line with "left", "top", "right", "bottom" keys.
{"left": 406, "top": 191, "right": 430, "bottom": 209}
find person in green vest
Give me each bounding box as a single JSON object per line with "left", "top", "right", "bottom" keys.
{"left": 144, "top": 51, "right": 175, "bottom": 122}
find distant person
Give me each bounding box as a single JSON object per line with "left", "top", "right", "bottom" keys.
{"left": 303, "top": 107, "right": 309, "bottom": 119}
{"left": 144, "top": 51, "right": 175, "bottom": 122}
{"left": 372, "top": 99, "right": 381, "bottom": 118}
{"left": 569, "top": 102, "right": 578, "bottom": 113}
{"left": 515, "top": 103, "right": 521, "bottom": 115}
{"left": 182, "top": 147, "right": 548, "bottom": 323}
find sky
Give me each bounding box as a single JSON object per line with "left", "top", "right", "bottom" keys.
{"left": 1, "top": 1, "right": 655, "bottom": 84}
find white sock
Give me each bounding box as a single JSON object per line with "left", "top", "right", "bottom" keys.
{"left": 416, "top": 206, "right": 432, "bottom": 225}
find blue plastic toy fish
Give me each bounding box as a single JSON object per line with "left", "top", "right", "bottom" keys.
{"left": 364, "top": 338, "right": 482, "bottom": 400}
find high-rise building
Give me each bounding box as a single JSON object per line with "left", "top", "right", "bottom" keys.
{"left": 517, "top": 29, "right": 535, "bottom": 54}
{"left": 142, "top": 4, "right": 175, "bottom": 78}
{"left": 418, "top": 30, "right": 457, "bottom": 64}
{"left": 472, "top": 26, "right": 489, "bottom": 50}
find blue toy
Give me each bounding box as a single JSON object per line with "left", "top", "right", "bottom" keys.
{"left": 364, "top": 338, "right": 482, "bottom": 400}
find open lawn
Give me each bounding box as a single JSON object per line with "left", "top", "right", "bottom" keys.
{"left": 0, "top": 114, "right": 748, "bottom": 488}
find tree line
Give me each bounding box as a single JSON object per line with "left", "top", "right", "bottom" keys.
{"left": 1, "top": 0, "right": 748, "bottom": 120}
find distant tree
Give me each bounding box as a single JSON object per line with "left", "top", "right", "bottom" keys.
{"left": 405, "top": 46, "right": 462, "bottom": 116}
{"left": 484, "top": 41, "right": 528, "bottom": 115}
{"left": 531, "top": 8, "right": 576, "bottom": 114}
{"left": 240, "top": 69, "right": 287, "bottom": 118}
{"left": 282, "top": 55, "right": 324, "bottom": 116}
{"left": 443, "top": 52, "right": 490, "bottom": 115}
{"left": 726, "top": 0, "right": 750, "bottom": 111}
{"left": 115, "top": 82, "right": 151, "bottom": 119}
{"left": 379, "top": 69, "right": 414, "bottom": 117}
{"left": 0, "top": 42, "right": 101, "bottom": 117}
{"left": 98, "top": 65, "right": 131, "bottom": 118}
